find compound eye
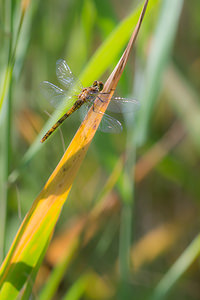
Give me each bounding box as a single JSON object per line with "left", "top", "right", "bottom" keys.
{"left": 99, "top": 81, "right": 104, "bottom": 91}
{"left": 93, "top": 80, "right": 98, "bottom": 87}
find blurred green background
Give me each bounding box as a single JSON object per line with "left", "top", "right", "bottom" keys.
{"left": 1, "top": 0, "right": 200, "bottom": 299}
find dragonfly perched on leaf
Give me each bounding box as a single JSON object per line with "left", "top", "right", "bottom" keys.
{"left": 40, "top": 59, "right": 140, "bottom": 143}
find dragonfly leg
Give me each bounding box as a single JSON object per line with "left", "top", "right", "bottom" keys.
{"left": 100, "top": 88, "right": 115, "bottom": 95}
{"left": 97, "top": 96, "right": 104, "bottom": 103}
{"left": 97, "top": 89, "right": 115, "bottom": 103}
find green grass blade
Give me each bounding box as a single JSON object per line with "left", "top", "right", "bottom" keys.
{"left": 79, "top": 0, "right": 159, "bottom": 87}
{"left": 151, "top": 234, "right": 200, "bottom": 300}
{"left": 62, "top": 273, "right": 92, "bottom": 300}
{"left": 0, "top": 0, "right": 39, "bottom": 263}
{"left": 20, "top": 0, "right": 159, "bottom": 168}
{"left": 0, "top": 0, "right": 14, "bottom": 263}
{"left": 0, "top": 3, "right": 150, "bottom": 297}
{"left": 136, "top": 0, "right": 184, "bottom": 146}
{"left": 20, "top": 234, "right": 52, "bottom": 300}
{"left": 164, "top": 64, "right": 200, "bottom": 150}
{"left": 39, "top": 241, "right": 78, "bottom": 300}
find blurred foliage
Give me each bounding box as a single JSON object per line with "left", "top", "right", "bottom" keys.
{"left": 1, "top": 0, "right": 200, "bottom": 299}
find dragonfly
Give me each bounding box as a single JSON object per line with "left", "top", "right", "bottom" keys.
{"left": 40, "top": 59, "right": 140, "bottom": 143}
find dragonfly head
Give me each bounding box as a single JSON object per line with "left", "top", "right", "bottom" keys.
{"left": 92, "top": 80, "right": 104, "bottom": 92}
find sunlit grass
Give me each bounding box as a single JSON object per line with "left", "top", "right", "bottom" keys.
{"left": 0, "top": 1, "right": 149, "bottom": 298}
{"left": 0, "top": 0, "right": 200, "bottom": 299}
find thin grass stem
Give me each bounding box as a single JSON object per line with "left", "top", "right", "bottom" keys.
{"left": 0, "top": 0, "right": 13, "bottom": 263}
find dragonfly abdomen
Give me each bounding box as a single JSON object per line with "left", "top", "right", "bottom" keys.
{"left": 40, "top": 99, "right": 84, "bottom": 143}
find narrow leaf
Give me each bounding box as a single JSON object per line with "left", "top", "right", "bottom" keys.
{"left": 0, "top": 1, "right": 149, "bottom": 299}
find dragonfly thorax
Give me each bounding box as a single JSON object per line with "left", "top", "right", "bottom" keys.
{"left": 79, "top": 81, "right": 104, "bottom": 103}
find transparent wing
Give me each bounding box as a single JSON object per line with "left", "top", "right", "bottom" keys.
{"left": 79, "top": 104, "right": 122, "bottom": 133}
{"left": 98, "top": 113, "right": 123, "bottom": 133}
{"left": 40, "top": 80, "right": 78, "bottom": 109}
{"left": 79, "top": 103, "right": 90, "bottom": 122}
{"left": 40, "top": 81, "right": 66, "bottom": 108}
{"left": 106, "top": 97, "right": 140, "bottom": 113}
{"left": 56, "top": 59, "right": 82, "bottom": 91}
